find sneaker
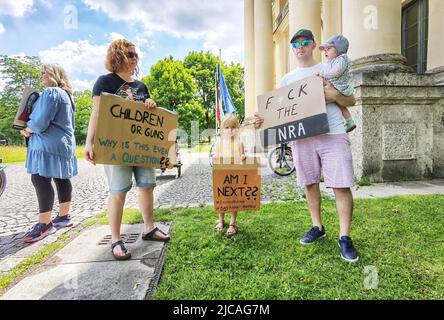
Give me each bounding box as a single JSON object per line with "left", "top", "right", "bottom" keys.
{"left": 345, "top": 117, "right": 356, "bottom": 133}
{"left": 338, "top": 236, "right": 359, "bottom": 262}
{"left": 52, "top": 214, "right": 73, "bottom": 228}
{"left": 299, "top": 226, "right": 326, "bottom": 245}
{"left": 21, "top": 222, "right": 56, "bottom": 243}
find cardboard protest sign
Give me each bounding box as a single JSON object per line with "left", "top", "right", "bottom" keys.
{"left": 12, "top": 87, "right": 40, "bottom": 130}
{"left": 212, "top": 157, "right": 261, "bottom": 213}
{"left": 257, "top": 75, "right": 329, "bottom": 147}
{"left": 93, "top": 93, "right": 178, "bottom": 169}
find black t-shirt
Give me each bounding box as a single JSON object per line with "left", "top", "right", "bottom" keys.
{"left": 92, "top": 73, "right": 150, "bottom": 102}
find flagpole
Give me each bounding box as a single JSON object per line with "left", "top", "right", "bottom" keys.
{"left": 219, "top": 49, "right": 223, "bottom": 117}
{"left": 215, "top": 68, "right": 218, "bottom": 135}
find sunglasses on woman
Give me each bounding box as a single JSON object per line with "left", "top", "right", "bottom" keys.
{"left": 127, "top": 51, "right": 139, "bottom": 59}
{"left": 291, "top": 39, "right": 313, "bottom": 48}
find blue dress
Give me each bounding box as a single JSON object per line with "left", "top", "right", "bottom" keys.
{"left": 25, "top": 87, "right": 78, "bottom": 179}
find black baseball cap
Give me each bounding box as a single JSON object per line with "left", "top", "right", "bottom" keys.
{"left": 290, "top": 29, "right": 315, "bottom": 43}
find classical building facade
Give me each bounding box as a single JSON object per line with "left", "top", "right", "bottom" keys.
{"left": 244, "top": 0, "right": 444, "bottom": 182}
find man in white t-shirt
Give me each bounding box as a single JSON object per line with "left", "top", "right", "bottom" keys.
{"left": 255, "top": 29, "right": 359, "bottom": 262}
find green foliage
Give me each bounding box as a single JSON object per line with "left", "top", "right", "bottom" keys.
{"left": 73, "top": 90, "right": 93, "bottom": 145}
{"left": 356, "top": 177, "right": 372, "bottom": 186}
{"left": 184, "top": 51, "right": 219, "bottom": 130}
{"left": 0, "top": 55, "right": 44, "bottom": 145}
{"left": 177, "top": 100, "right": 206, "bottom": 144}
{"left": 142, "top": 56, "right": 197, "bottom": 111}
{"left": 0, "top": 106, "right": 23, "bottom": 145}
{"left": 0, "top": 55, "right": 44, "bottom": 108}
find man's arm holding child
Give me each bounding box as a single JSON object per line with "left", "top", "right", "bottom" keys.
{"left": 324, "top": 80, "right": 356, "bottom": 107}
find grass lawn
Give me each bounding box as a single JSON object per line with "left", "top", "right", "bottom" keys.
{"left": 2, "top": 196, "right": 443, "bottom": 299}
{"left": 0, "top": 146, "right": 85, "bottom": 164}
{"left": 142, "top": 195, "right": 443, "bottom": 300}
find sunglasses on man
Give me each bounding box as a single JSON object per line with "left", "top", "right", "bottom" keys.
{"left": 127, "top": 51, "right": 139, "bottom": 59}
{"left": 291, "top": 39, "right": 313, "bottom": 48}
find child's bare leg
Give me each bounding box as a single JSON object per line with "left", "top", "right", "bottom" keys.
{"left": 227, "top": 212, "right": 238, "bottom": 236}
{"left": 214, "top": 213, "right": 225, "bottom": 231}
{"left": 339, "top": 104, "right": 356, "bottom": 132}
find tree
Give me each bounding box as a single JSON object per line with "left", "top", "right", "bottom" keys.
{"left": 0, "top": 55, "right": 43, "bottom": 145}
{"left": 73, "top": 90, "right": 93, "bottom": 145}
{"left": 142, "top": 57, "right": 200, "bottom": 145}
{"left": 176, "top": 100, "right": 206, "bottom": 145}
{"left": 183, "top": 51, "right": 219, "bottom": 132}
{"left": 0, "top": 105, "right": 22, "bottom": 145}
{"left": 0, "top": 55, "right": 43, "bottom": 108}
{"left": 142, "top": 56, "right": 197, "bottom": 111}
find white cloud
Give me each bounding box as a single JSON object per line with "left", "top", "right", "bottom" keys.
{"left": 0, "top": 23, "right": 5, "bottom": 34}
{"left": 38, "top": 40, "right": 108, "bottom": 77}
{"left": 71, "top": 79, "right": 94, "bottom": 92}
{"left": 38, "top": 38, "right": 155, "bottom": 92}
{"left": 82, "top": 0, "right": 244, "bottom": 63}
{"left": 108, "top": 32, "right": 125, "bottom": 41}
{"left": 0, "top": 0, "right": 34, "bottom": 17}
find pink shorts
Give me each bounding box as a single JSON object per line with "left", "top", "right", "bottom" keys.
{"left": 289, "top": 134, "right": 355, "bottom": 188}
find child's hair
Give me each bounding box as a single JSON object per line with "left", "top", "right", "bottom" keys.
{"left": 221, "top": 113, "right": 240, "bottom": 129}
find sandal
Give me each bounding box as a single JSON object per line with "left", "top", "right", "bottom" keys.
{"left": 142, "top": 227, "right": 170, "bottom": 242}
{"left": 111, "top": 240, "right": 132, "bottom": 261}
{"left": 227, "top": 224, "right": 238, "bottom": 237}
{"left": 214, "top": 221, "right": 225, "bottom": 232}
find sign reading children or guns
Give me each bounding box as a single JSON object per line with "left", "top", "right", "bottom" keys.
{"left": 257, "top": 75, "right": 329, "bottom": 147}
{"left": 212, "top": 158, "right": 261, "bottom": 213}
{"left": 93, "top": 93, "right": 178, "bottom": 169}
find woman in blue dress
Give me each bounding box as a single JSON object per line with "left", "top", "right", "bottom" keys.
{"left": 20, "top": 64, "right": 77, "bottom": 243}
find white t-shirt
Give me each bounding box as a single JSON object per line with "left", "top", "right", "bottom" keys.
{"left": 280, "top": 63, "right": 345, "bottom": 135}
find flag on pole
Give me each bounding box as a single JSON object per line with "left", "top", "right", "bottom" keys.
{"left": 219, "top": 69, "right": 237, "bottom": 114}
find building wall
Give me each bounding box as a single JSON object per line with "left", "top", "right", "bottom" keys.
{"left": 245, "top": 0, "right": 444, "bottom": 181}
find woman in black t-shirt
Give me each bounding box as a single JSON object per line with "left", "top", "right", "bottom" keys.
{"left": 85, "top": 39, "right": 170, "bottom": 261}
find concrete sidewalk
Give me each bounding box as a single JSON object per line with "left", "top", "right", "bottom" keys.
{"left": 348, "top": 179, "right": 444, "bottom": 198}
{"left": 1, "top": 222, "right": 170, "bottom": 300}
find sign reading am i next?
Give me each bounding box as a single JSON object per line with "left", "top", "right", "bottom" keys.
{"left": 93, "top": 93, "right": 178, "bottom": 169}
{"left": 257, "top": 75, "right": 329, "bottom": 147}
{"left": 212, "top": 158, "right": 261, "bottom": 213}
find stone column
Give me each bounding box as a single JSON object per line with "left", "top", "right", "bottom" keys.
{"left": 342, "top": 0, "right": 401, "bottom": 61}
{"left": 274, "top": 34, "right": 287, "bottom": 87}
{"left": 322, "top": 0, "right": 342, "bottom": 44}
{"left": 254, "top": 0, "right": 274, "bottom": 97}
{"left": 244, "top": 0, "right": 256, "bottom": 117}
{"left": 288, "top": 0, "right": 322, "bottom": 69}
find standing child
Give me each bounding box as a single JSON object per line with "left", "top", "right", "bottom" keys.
{"left": 317, "top": 35, "right": 356, "bottom": 132}
{"left": 212, "top": 113, "right": 246, "bottom": 236}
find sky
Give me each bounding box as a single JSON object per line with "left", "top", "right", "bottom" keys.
{"left": 0, "top": 0, "right": 244, "bottom": 91}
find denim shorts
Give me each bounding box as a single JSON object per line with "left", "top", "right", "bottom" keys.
{"left": 104, "top": 165, "right": 156, "bottom": 194}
